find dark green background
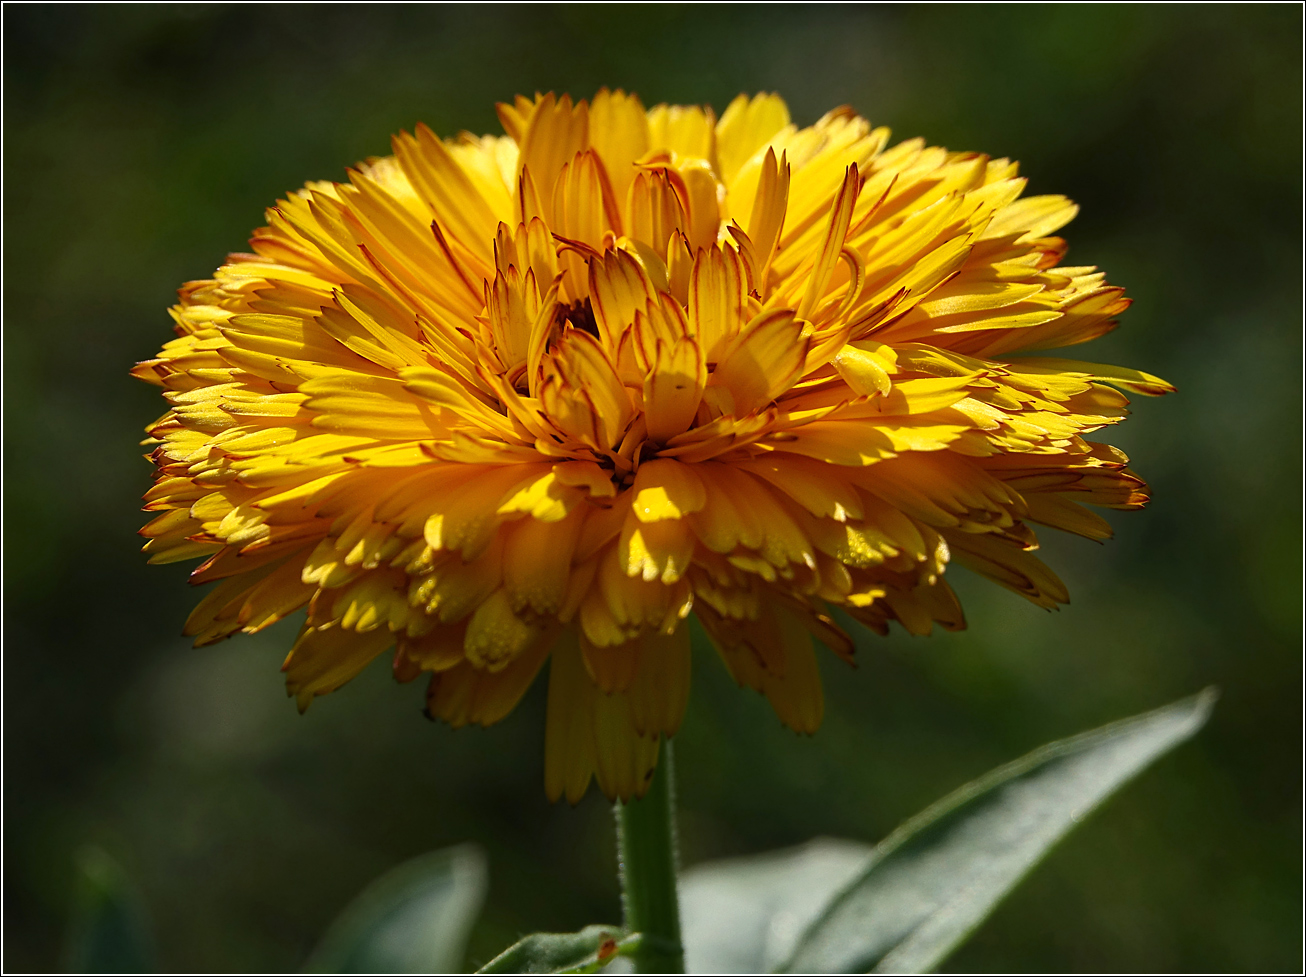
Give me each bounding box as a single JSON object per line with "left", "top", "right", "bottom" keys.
{"left": 4, "top": 4, "right": 1301, "bottom": 973}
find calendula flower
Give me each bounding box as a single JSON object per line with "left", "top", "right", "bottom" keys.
{"left": 135, "top": 91, "right": 1170, "bottom": 803}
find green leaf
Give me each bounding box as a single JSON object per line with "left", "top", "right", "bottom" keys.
{"left": 306, "top": 844, "right": 488, "bottom": 974}
{"left": 62, "top": 846, "right": 157, "bottom": 974}
{"left": 476, "top": 924, "right": 641, "bottom": 974}
{"left": 680, "top": 838, "right": 875, "bottom": 974}
{"left": 782, "top": 688, "right": 1216, "bottom": 974}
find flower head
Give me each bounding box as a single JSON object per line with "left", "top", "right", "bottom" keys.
{"left": 135, "top": 91, "right": 1170, "bottom": 802}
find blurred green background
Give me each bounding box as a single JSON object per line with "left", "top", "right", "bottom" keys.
{"left": 4, "top": 4, "right": 1301, "bottom": 973}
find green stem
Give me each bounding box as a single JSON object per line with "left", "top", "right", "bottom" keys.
{"left": 615, "top": 738, "right": 685, "bottom": 974}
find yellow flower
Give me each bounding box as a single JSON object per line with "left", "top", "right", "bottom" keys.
{"left": 135, "top": 91, "right": 1170, "bottom": 802}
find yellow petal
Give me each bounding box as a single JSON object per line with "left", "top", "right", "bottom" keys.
{"left": 428, "top": 627, "right": 553, "bottom": 727}
{"left": 589, "top": 248, "right": 657, "bottom": 353}
{"left": 647, "top": 102, "right": 715, "bottom": 161}
{"left": 983, "top": 194, "right": 1079, "bottom": 241}
{"left": 944, "top": 530, "right": 1068, "bottom": 609}
{"left": 503, "top": 505, "right": 584, "bottom": 614}
{"left": 738, "top": 456, "right": 864, "bottom": 521}
{"left": 464, "top": 587, "right": 543, "bottom": 671}
{"left": 675, "top": 157, "right": 723, "bottom": 253}
{"left": 592, "top": 692, "right": 660, "bottom": 802}
{"left": 539, "top": 329, "right": 634, "bottom": 451}
{"left": 497, "top": 470, "right": 586, "bottom": 522}
{"left": 391, "top": 123, "right": 502, "bottom": 264}
{"left": 399, "top": 624, "right": 467, "bottom": 672}
{"left": 708, "top": 310, "right": 808, "bottom": 415}
{"left": 716, "top": 92, "right": 791, "bottom": 187}
{"left": 581, "top": 631, "right": 641, "bottom": 693}
{"left": 630, "top": 458, "right": 707, "bottom": 522}
{"left": 700, "top": 605, "right": 823, "bottom": 734}
{"left": 833, "top": 341, "right": 895, "bottom": 397}
{"left": 620, "top": 513, "right": 695, "bottom": 584}
{"left": 625, "top": 168, "right": 688, "bottom": 256}
{"left": 552, "top": 149, "right": 623, "bottom": 253}
{"left": 797, "top": 164, "right": 860, "bottom": 320}
{"left": 1007, "top": 357, "right": 1174, "bottom": 396}
{"left": 589, "top": 88, "right": 650, "bottom": 204}
{"left": 282, "top": 623, "right": 393, "bottom": 712}
{"left": 544, "top": 630, "right": 598, "bottom": 803}
{"left": 688, "top": 243, "right": 750, "bottom": 362}
{"left": 627, "top": 627, "right": 692, "bottom": 737}
{"left": 643, "top": 335, "right": 705, "bottom": 444}
{"left": 517, "top": 93, "right": 590, "bottom": 222}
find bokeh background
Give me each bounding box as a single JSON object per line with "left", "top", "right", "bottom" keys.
{"left": 4, "top": 4, "right": 1301, "bottom": 973}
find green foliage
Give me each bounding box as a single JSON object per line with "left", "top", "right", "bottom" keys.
{"left": 305, "top": 845, "right": 487, "bottom": 974}
{"left": 62, "top": 847, "right": 156, "bottom": 974}
{"left": 476, "top": 925, "right": 642, "bottom": 974}
{"left": 680, "top": 838, "right": 874, "bottom": 973}
{"left": 56, "top": 693, "right": 1213, "bottom": 973}
{"left": 681, "top": 691, "right": 1215, "bottom": 974}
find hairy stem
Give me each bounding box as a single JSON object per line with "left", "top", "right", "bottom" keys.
{"left": 615, "top": 739, "right": 685, "bottom": 974}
